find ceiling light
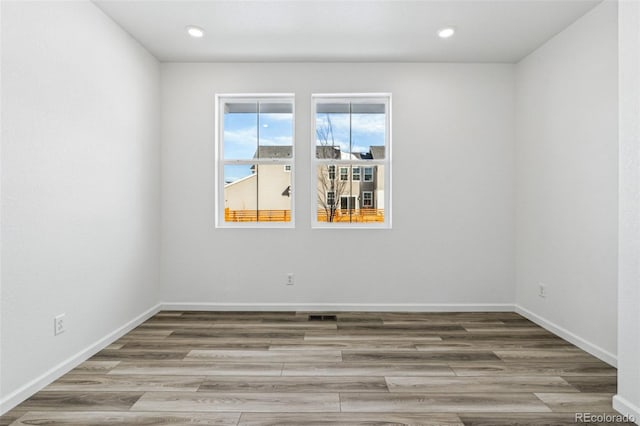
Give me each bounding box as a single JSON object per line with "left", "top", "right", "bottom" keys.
{"left": 186, "top": 26, "right": 204, "bottom": 38}
{"left": 438, "top": 27, "right": 456, "bottom": 39}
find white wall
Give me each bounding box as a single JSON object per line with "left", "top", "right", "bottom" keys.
{"left": 161, "top": 63, "right": 515, "bottom": 308}
{"left": 0, "top": 0, "right": 4, "bottom": 414}
{"left": 515, "top": 1, "right": 618, "bottom": 363}
{"left": 1, "top": 0, "right": 160, "bottom": 410}
{"left": 615, "top": 0, "right": 640, "bottom": 421}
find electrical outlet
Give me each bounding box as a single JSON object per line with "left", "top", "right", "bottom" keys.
{"left": 54, "top": 314, "right": 66, "bottom": 335}
{"left": 538, "top": 283, "right": 547, "bottom": 298}
{"left": 286, "top": 273, "right": 294, "bottom": 286}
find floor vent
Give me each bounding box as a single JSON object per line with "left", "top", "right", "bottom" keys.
{"left": 308, "top": 314, "right": 337, "bottom": 321}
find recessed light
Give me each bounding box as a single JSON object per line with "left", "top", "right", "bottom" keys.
{"left": 186, "top": 26, "right": 205, "bottom": 38}
{"left": 438, "top": 27, "right": 456, "bottom": 39}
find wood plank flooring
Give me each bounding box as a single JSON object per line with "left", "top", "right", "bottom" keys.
{"left": 0, "top": 311, "right": 631, "bottom": 425}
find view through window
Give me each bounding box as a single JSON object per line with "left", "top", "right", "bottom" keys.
{"left": 312, "top": 94, "right": 391, "bottom": 228}
{"left": 216, "top": 95, "right": 294, "bottom": 227}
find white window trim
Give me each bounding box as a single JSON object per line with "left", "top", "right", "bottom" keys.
{"left": 352, "top": 166, "right": 361, "bottom": 181}
{"left": 326, "top": 190, "right": 336, "bottom": 206}
{"left": 363, "top": 166, "right": 374, "bottom": 182}
{"left": 327, "top": 164, "right": 336, "bottom": 181}
{"left": 215, "top": 93, "right": 295, "bottom": 228}
{"left": 340, "top": 195, "right": 357, "bottom": 210}
{"left": 362, "top": 191, "right": 373, "bottom": 208}
{"left": 339, "top": 166, "right": 349, "bottom": 181}
{"left": 310, "top": 93, "right": 392, "bottom": 229}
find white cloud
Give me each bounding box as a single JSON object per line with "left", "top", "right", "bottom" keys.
{"left": 224, "top": 127, "right": 257, "bottom": 147}
{"left": 261, "top": 113, "right": 293, "bottom": 122}
{"left": 225, "top": 127, "right": 292, "bottom": 147}
{"left": 259, "top": 136, "right": 293, "bottom": 146}
{"left": 352, "top": 114, "right": 385, "bottom": 135}
{"left": 316, "top": 113, "right": 385, "bottom": 136}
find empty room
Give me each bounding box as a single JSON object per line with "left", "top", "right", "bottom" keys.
{"left": 1, "top": 0, "right": 640, "bottom": 424}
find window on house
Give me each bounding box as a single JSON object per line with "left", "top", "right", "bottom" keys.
{"left": 362, "top": 191, "right": 373, "bottom": 208}
{"left": 363, "top": 167, "right": 374, "bottom": 182}
{"left": 327, "top": 191, "right": 336, "bottom": 207}
{"left": 312, "top": 94, "right": 391, "bottom": 228}
{"left": 339, "top": 167, "right": 349, "bottom": 181}
{"left": 328, "top": 165, "right": 336, "bottom": 180}
{"left": 352, "top": 167, "right": 361, "bottom": 181}
{"left": 216, "top": 94, "right": 294, "bottom": 227}
{"left": 340, "top": 195, "right": 357, "bottom": 210}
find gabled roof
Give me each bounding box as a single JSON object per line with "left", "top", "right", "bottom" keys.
{"left": 253, "top": 146, "right": 292, "bottom": 159}
{"left": 316, "top": 146, "right": 341, "bottom": 159}
{"left": 370, "top": 146, "right": 385, "bottom": 159}
{"left": 251, "top": 145, "right": 384, "bottom": 160}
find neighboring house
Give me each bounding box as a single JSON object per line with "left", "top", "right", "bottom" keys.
{"left": 224, "top": 145, "right": 384, "bottom": 221}
{"left": 223, "top": 146, "right": 292, "bottom": 221}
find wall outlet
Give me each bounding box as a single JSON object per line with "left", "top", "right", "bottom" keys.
{"left": 286, "top": 273, "right": 294, "bottom": 286}
{"left": 54, "top": 314, "right": 66, "bottom": 335}
{"left": 538, "top": 283, "right": 547, "bottom": 298}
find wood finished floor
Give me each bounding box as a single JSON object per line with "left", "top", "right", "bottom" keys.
{"left": 0, "top": 311, "right": 631, "bottom": 426}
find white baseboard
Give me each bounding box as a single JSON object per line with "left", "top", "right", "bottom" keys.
{"left": 613, "top": 395, "right": 640, "bottom": 425}
{"left": 515, "top": 305, "right": 617, "bottom": 367}
{"left": 0, "top": 304, "right": 161, "bottom": 416}
{"left": 160, "top": 302, "right": 516, "bottom": 312}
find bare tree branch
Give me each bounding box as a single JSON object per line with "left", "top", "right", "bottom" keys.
{"left": 316, "top": 114, "right": 347, "bottom": 222}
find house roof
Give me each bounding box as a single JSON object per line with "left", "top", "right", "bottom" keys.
{"left": 251, "top": 145, "right": 384, "bottom": 160}
{"left": 316, "top": 146, "right": 341, "bottom": 159}
{"left": 370, "top": 146, "right": 385, "bottom": 159}
{"left": 253, "top": 146, "right": 292, "bottom": 159}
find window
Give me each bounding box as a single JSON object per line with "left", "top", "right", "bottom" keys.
{"left": 340, "top": 195, "right": 356, "bottom": 210}
{"left": 362, "top": 191, "right": 373, "bottom": 208}
{"left": 339, "top": 167, "right": 349, "bottom": 181}
{"left": 363, "top": 167, "right": 374, "bottom": 182}
{"left": 312, "top": 94, "right": 391, "bottom": 228}
{"left": 352, "top": 167, "right": 361, "bottom": 181}
{"left": 328, "top": 165, "right": 336, "bottom": 180}
{"left": 216, "top": 94, "right": 294, "bottom": 227}
{"left": 326, "top": 191, "right": 336, "bottom": 206}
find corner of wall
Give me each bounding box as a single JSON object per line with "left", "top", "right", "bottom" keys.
{"left": 513, "top": 0, "right": 619, "bottom": 364}
{"left": 0, "top": 304, "right": 160, "bottom": 415}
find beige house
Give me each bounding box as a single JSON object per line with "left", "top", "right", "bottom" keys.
{"left": 224, "top": 165, "right": 292, "bottom": 211}
{"left": 223, "top": 146, "right": 293, "bottom": 221}
{"left": 224, "top": 145, "right": 383, "bottom": 222}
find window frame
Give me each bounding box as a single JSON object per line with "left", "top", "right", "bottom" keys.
{"left": 339, "top": 166, "right": 349, "bottom": 181}
{"left": 363, "top": 166, "right": 374, "bottom": 182}
{"left": 340, "top": 195, "right": 357, "bottom": 211}
{"left": 328, "top": 164, "right": 336, "bottom": 181}
{"left": 311, "top": 93, "right": 392, "bottom": 229}
{"left": 215, "top": 93, "right": 295, "bottom": 228}
{"left": 326, "top": 190, "right": 336, "bottom": 207}
{"left": 352, "top": 166, "right": 361, "bottom": 181}
{"left": 362, "top": 191, "right": 373, "bottom": 208}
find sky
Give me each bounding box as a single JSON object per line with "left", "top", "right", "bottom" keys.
{"left": 223, "top": 110, "right": 385, "bottom": 183}
{"left": 224, "top": 112, "right": 293, "bottom": 160}
{"left": 223, "top": 112, "right": 293, "bottom": 183}
{"left": 315, "top": 113, "right": 385, "bottom": 156}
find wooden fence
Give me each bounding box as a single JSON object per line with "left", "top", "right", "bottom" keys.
{"left": 224, "top": 208, "right": 384, "bottom": 223}
{"left": 317, "top": 209, "right": 384, "bottom": 223}
{"left": 224, "top": 208, "right": 291, "bottom": 222}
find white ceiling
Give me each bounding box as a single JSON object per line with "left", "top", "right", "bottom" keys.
{"left": 93, "top": 0, "right": 601, "bottom": 63}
